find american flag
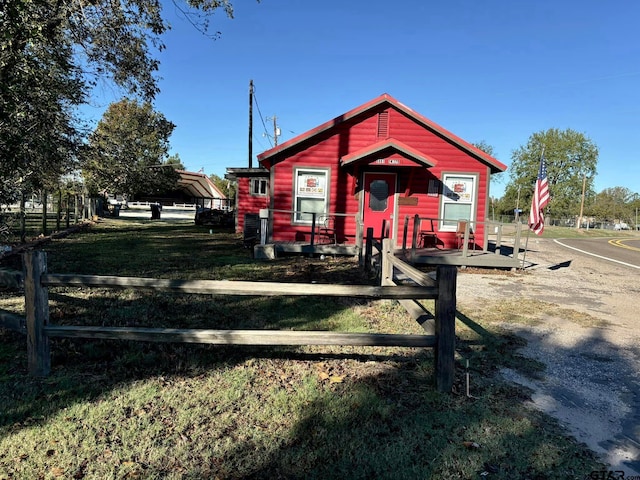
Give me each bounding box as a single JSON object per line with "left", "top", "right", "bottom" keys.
{"left": 528, "top": 154, "right": 550, "bottom": 235}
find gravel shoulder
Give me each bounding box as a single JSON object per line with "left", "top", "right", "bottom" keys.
{"left": 456, "top": 237, "right": 640, "bottom": 475}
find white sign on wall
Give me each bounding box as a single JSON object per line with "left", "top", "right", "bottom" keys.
{"left": 443, "top": 176, "right": 473, "bottom": 202}
{"left": 297, "top": 173, "right": 326, "bottom": 198}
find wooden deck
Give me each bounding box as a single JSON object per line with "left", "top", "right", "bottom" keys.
{"left": 399, "top": 218, "right": 526, "bottom": 269}
{"left": 400, "top": 244, "right": 523, "bottom": 269}
{"left": 255, "top": 240, "right": 523, "bottom": 269}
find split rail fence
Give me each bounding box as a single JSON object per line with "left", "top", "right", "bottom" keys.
{"left": 1, "top": 245, "right": 456, "bottom": 392}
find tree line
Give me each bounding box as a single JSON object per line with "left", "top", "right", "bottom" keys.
{"left": 482, "top": 129, "right": 638, "bottom": 228}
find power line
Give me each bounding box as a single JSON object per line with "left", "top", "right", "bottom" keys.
{"left": 252, "top": 88, "right": 272, "bottom": 148}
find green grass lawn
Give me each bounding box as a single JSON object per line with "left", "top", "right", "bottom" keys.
{"left": 0, "top": 218, "right": 606, "bottom": 479}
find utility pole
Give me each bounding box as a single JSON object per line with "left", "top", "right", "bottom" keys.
{"left": 272, "top": 115, "right": 280, "bottom": 146}
{"left": 248, "top": 80, "right": 254, "bottom": 168}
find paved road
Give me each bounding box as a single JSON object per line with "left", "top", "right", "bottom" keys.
{"left": 473, "top": 237, "right": 640, "bottom": 474}
{"left": 553, "top": 236, "right": 640, "bottom": 270}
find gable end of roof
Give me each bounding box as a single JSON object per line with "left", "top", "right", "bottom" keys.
{"left": 257, "top": 94, "right": 507, "bottom": 174}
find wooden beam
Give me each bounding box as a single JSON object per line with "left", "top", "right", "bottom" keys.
{"left": 379, "top": 264, "right": 435, "bottom": 335}
{"left": 435, "top": 265, "right": 456, "bottom": 392}
{"left": 398, "top": 299, "right": 435, "bottom": 335}
{"left": 381, "top": 238, "right": 393, "bottom": 286}
{"left": 387, "top": 254, "right": 437, "bottom": 287}
{"left": 364, "top": 227, "right": 374, "bottom": 272}
{"left": 41, "top": 274, "right": 438, "bottom": 300}
{"left": 24, "top": 251, "right": 51, "bottom": 376}
{"left": 44, "top": 326, "right": 437, "bottom": 347}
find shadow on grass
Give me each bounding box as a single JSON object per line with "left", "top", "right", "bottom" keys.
{"left": 455, "top": 310, "right": 546, "bottom": 380}
{"left": 0, "top": 222, "right": 616, "bottom": 478}
{"left": 0, "top": 308, "right": 610, "bottom": 479}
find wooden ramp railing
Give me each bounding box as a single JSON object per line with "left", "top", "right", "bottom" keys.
{"left": 2, "top": 249, "right": 457, "bottom": 392}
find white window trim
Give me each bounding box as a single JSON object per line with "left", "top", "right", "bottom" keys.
{"left": 439, "top": 173, "right": 478, "bottom": 232}
{"left": 293, "top": 167, "right": 329, "bottom": 224}
{"left": 250, "top": 178, "right": 268, "bottom": 196}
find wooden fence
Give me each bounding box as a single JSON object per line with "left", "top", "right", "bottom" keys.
{"left": 1, "top": 246, "right": 456, "bottom": 391}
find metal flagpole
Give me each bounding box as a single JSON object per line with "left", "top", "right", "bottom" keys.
{"left": 521, "top": 144, "right": 545, "bottom": 269}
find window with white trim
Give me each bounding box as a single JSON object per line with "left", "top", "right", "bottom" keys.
{"left": 250, "top": 178, "right": 267, "bottom": 196}
{"left": 439, "top": 174, "right": 476, "bottom": 230}
{"left": 294, "top": 168, "right": 328, "bottom": 222}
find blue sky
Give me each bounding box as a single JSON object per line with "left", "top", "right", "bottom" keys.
{"left": 82, "top": 0, "right": 640, "bottom": 198}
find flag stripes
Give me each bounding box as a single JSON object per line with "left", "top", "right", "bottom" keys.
{"left": 528, "top": 154, "right": 550, "bottom": 235}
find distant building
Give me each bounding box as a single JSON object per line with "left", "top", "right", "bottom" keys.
{"left": 138, "top": 170, "right": 228, "bottom": 210}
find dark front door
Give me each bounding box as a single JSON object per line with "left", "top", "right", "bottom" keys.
{"left": 362, "top": 172, "right": 396, "bottom": 239}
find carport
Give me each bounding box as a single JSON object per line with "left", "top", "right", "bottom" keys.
{"left": 176, "top": 170, "right": 228, "bottom": 210}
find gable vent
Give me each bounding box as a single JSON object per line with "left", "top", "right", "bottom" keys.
{"left": 377, "top": 111, "right": 389, "bottom": 138}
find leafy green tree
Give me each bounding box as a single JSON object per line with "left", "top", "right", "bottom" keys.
{"left": 506, "top": 128, "right": 598, "bottom": 219}
{"left": 1, "top": 0, "right": 239, "bottom": 206}
{"left": 82, "top": 99, "right": 178, "bottom": 197}
{"left": 210, "top": 173, "right": 236, "bottom": 204}
{"left": 589, "top": 187, "right": 637, "bottom": 225}
{"left": 166, "top": 154, "right": 186, "bottom": 170}
{"left": 0, "top": 0, "right": 85, "bottom": 205}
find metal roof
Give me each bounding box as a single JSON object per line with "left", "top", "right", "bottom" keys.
{"left": 176, "top": 170, "right": 226, "bottom": 199}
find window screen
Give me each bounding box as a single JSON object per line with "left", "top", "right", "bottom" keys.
{"left": 251, "top": 179, "right": 267, "bottom": 196}
{"left": 369, "top": 179, "right": 388, "bottom": 212}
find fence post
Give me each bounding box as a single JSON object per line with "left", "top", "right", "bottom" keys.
{"left": 363, "top": 227, "right": 374, "bottom": 272}
{"left": 23, "top": 251, "right": 51, "bottom": 376}
{"left": 310, "top": 212, "right": 316, "bottom": 247}
{"left": 56, "top": 189, "right": 62, "bottom": 232}
{"left": 514, "top": 221, "right": 522, "bottom": 256}
{"left": 402, "top": 215, "right": 409, "bottom": 254}
{"left": 66, "top": 193, "right": 71, "bottom": 229}
{"left": 355, "top": 213, "right": 363, "bottom": 251}
{"left": 412, "top": 215, "right": 420, "bottom": 249}
{"left": 411, "top": 214, "right": 421, "bottom": 262}
{"left": 435, "top": 265, "right": 456, "bottom": 392}
{"left": 42, "top": 190, "right": 48, "bottom": 236}
{"left": 380, "top": 238, "right": 393, "bottom": 286}
{"left": 494, "top": 223, "right": 502, "bottom": 255}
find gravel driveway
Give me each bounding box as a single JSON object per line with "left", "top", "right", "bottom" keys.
{"left": 455, "top": 236, "right": 640, "bottom": 475}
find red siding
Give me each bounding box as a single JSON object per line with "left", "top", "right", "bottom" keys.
{"left": 256, "top": 99, "right": 498, "bottom": 248}
{"left": 270, "top": 115, "right": 380, "bottom": 243}
{"left": 235, "top": 177, "right": 269, "bottom": 234}
{"left": 388, "top": 109, "right": 489, "bottom": 247}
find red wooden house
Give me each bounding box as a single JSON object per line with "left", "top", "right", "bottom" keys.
{"left": 227, "top": 93, "right": 506, "bottom": 251}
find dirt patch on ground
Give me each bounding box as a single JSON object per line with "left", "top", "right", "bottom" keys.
{"left": 455, "top": 237, "right": 640, "bottom": 475}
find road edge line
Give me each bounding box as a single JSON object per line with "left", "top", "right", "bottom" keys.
{"left": 553, "top": 239, "right": 640, "bottom": 270}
